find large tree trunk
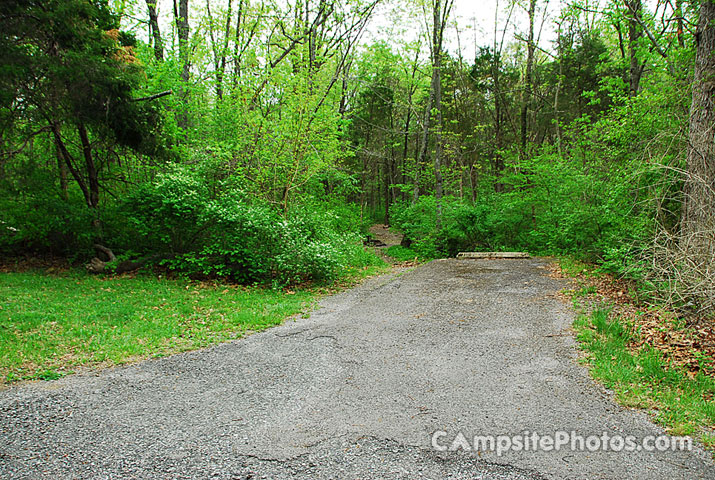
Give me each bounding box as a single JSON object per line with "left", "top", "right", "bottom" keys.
{"left": 145, "top": 0, "right": 164, "bottom": 61}
{"left": 682, "top": 0, "right": 715, "bottom": 263}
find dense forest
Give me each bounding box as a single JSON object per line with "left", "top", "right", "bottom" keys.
{"left": 1, "top": 0, "right": 713, "bottom": 315}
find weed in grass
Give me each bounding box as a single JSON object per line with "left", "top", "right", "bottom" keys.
{"left": 36, "top": 369, "right": 63, "bottom": 381}
{"left": 573, "top": 285, "right": 598, "bottom": 297}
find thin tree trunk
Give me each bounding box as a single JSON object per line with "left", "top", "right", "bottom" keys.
{"left": 217, "top": 0, "right": 233, "bottom": 100}
{"left": 432, "top": 0, "right": 445, "bottom": 229}
{"left": 77, "top": 123, "right": 102, "bottom": 240}
{"left": 626, "top": 0, "right": 643, "bottom": 96}
{"left": 175, "top": 0, "right": 190, "bottom": 129}
{"left": 554, "top": 35, "right": 564, "bottom": 157}
{"left": 233, "top": 0, "right": 245, "bottom": 82}
{"left": 206, "top": 0, "right": 232, "bottom": 101}
{"left": 413, "top": 92, "right": 433, "bottom": 204}
{"left": 520, "top": 0, "right": 536, "bottom": 156}
{"left": 51, "top": 123, "right": 89, "bottom": 206}
{"left": 492, "top": 1, "right": 510, "bottom": 193}
{"left": 146, "top": 0, "right": 164, "bottom": 61}
{"left": 177, "top": 0, "right": 190, "bottom": 84}
{"left": 402, "top": 48, "right": 419, "bottom": 194}
{"left": 56, "top": 143, "right": 69, "bottom": 201}
{"left": 521, "top": 0, "right": 537, "bottom": 226}
{"left": 675, "top": 0, "right": 685, "bottom": 48}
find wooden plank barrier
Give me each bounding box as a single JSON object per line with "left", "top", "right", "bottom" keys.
{"left": 456, "top": 252, "right": 531, "bottom": 259}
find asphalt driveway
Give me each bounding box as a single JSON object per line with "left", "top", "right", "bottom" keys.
{"left": 1, "top": 258, "right": 713, "bottom": 479}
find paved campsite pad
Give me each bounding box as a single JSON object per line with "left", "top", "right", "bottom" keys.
{"left": 1, "top": 258, "right": 713, "bottom": 479}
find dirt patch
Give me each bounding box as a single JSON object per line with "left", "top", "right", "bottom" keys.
{"left": 367, "top": 224, "right": 402, "bottom": 248}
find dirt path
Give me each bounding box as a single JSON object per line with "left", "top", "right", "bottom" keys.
{"left": 368, "top": 223, "right": 403, "bottom": 248}
{"left": 1, "top": 259, "right": 713, "bottom": 479}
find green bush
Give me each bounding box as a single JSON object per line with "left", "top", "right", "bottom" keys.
{"left": 0, "top": 172, "right": 95, "bottom": 257}
{"left": 119, "top": 168, "right": 380, "bottom": 285}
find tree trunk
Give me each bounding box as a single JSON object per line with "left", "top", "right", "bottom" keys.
{"left": 554, "top": 26, "right": 564, "bottom": 157}
{"left": 77, "top": 123, "right": 102, "bottom": 240}
{"left": 55, "top": 142, "right": 69, "bottom": 201}
{"left": 492, "top": 4, "right": 505, "bottom": 193}
{"left": 431, "top": 0, "right": 445, "bottom": 230}
{"left": 217, "top": 0, "right": 233, "bottom": 100}
{"left": 626, "top": 0, "right": 643, "bottom": 96}
{"left": 682, "top": 0, "right": 715, "bottom": 262}
{"left": 175, "top": 0, "right": 190, "bottom": 129}
{"left": 675, "top": 0, "right": 685, "bottom": 49}
{"left": 145, "top": 0, "right": 164, "bottom": 61}
{"left": 177, "top": 0, "right": 190, "bottom": 83}
{"left": 233, "top": 0, "right": 245, "bottom": 82}
{"left": 206, "top": 0, "right": 232, "bottom": 101}
{"left": 383, "top": 155, "right": 391, "bottom": 224}
{"left": 413, "top": 92, "right": 432, "bottom": 204}
{"left": 520, "top": 0, "right": 537, "bottom": 226}
{"left": 520, "top": 0, "right": 536, "bottom": 156}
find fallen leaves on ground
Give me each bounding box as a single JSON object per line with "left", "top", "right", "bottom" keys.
{"left": 553, "top": 262, "right": 715, "bottom": 379}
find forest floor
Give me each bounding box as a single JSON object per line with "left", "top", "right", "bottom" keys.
{"left": 1, "top": 258, "right": 713, "bottom": 479}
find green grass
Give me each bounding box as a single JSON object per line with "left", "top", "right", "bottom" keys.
{"left": 559, "top": 257, "right": 595, "bottom": 277}
{"left": 0, "top": 271, "right": 315, "bottom": 383}
{"left": 385, "top": 245, "right": 424, "bottom": 262}
{"left": 574, "top": 308, "right": 715, "bottom": 446}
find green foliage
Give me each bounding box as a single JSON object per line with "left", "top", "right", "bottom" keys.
{"left": 120, "top": 168, "right": 381, "bottom": 285}
{"left": 391, "top": 151, "right": 654, "bottom": 262}
{"left": 0, "top": 156, "right": 94, "bottom": 255}
{"left": 0, "top": 0, "right": 160, "bottom": 152}
{"left": 0, "top": 0, "right": 704, "bottom": 299}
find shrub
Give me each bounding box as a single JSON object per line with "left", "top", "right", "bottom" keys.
{"left": 119, "top": 168, "right": 380, "bottom": 285}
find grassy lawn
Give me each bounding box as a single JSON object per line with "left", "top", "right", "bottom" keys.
{"left": 0, "top": 271, "right": 315, "bottom": 383}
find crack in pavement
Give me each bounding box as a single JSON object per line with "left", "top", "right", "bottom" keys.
{"left": 231, "top": 435, "right": 548, "bottom": 480}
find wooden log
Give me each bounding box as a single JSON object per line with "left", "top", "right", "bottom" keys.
{"left": 456, "top": 252, "right": 530, "bottom": 259}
